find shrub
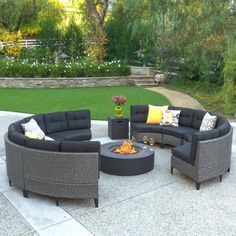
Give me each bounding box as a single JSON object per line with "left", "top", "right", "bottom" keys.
{"left": 0, "top": 59, "right": 131, "bottom": 78}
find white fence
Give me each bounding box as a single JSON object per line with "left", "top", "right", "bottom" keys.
{"left": 0, "top": 39, "right": 40, "bottom": 49}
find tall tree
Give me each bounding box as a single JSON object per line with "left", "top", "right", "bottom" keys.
{"left": 81, "top": 0, "right": 110, "bottom": 62}
{"left": 0, "top": 0, "right": 43, "bottom": 32}
{"left": 0, "top": 0, "right": 64, "bottom": 33}
{"left": 85, "top": 0, "right": 109, "bottom": 28}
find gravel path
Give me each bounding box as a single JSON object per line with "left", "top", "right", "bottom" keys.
{"left": 147, "top": 86, "right": 205, "bottom": 110}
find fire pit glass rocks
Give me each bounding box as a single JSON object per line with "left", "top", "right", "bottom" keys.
{"left": 101, "top": 140, "right": 154, "bottom": 176}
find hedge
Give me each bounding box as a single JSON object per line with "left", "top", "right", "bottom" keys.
{"left": 0, "top": 59, "right": 131, "bottom": 77}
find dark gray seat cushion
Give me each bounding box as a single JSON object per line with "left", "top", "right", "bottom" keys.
{"left": 172, "top": 142, "right": 194, "bottom": 165}
{"left": 48, "top": 129, "right": 91, "bottom": 141}
{"left": 192, "top": 110, "right": 206, "bottom": 129}
{"left": 183, "top": 133, "right": 193, "bottom": 142}
{"left": 66, "top": 110, "right": 91, "bottom": 130}
{"left": 169, "top": 106, "right": 194, "bottom": 127}
{"left": 162, "top": 126, "right": 197, "bottom": 139}
{"left": 60, "top": 141, "right": 100, "bottom": 153}
{"left": 25, "top": 139, "right": 60, "bottom": 152}
{"left": 131, "top": 123, "right": 163, "bottom": 133}
{"left": 45, "top": 112, "right": 68, "bottom": 134}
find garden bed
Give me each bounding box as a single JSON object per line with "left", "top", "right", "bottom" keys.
{"left": 0, "top": 59, "right": 130, "bottom": 78}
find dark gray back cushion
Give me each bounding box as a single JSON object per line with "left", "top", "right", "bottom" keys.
{"left": 66, "top": 110, "right": 91, "bottom": 130}
{"left": 169, "top": 106, "right": 194, "bottom": 127}
{"left": 208, "top": 114, "right": 230, "bottom": 136}
{"left": 8, "top": 132, "right": 28, "bottom": 146}
{"left": 130, "top": 105, "right": 148, "bottom": 123}
{"left": 8, "top": 120, "right": 25, "bottom": 134}
{"left": 45, "top": 112, "right": 68, "bottom": 134}
{"left": 215, "top": 115, "right": 225, "bottom": 127}
{"left": 192, "top": 110, "right": 206, "bottom": 129}
{"left": 60, "top": 141, "right": 100, "bottom": 153}
{"left": 191, "top": 129, "right": 220, "bottom": 160}
{"left": 216, "top": 121, "right": 230, "bottom": 136}
{"left": 24, "top": 114, "right": 46, "bottom": 133}
{"left": 25, "top": 139, "right": 60, "bottom": 152}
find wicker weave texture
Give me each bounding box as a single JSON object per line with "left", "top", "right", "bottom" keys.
{"left": 131, "top": 130, "right": 162, "bottom": 143}
{"left": 172, "top": 127, "right": 233, "bottom": 183}
{"left": 5, "top": 133, "right": 99, "bottom": 200}
{"left": 5, "top": 136, "right": 25, "bottom": 188}
{"left": 162, "top": 134, "right": 182, "bottom": 146}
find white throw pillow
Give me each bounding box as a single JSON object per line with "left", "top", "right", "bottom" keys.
{"left": 160, "top": 110, "right": 181, "bottom": 127}
{"left": 21, "top": 118, "right": 45, "bottom": 140}
{"left": 200, "top": 113, "right": 217, "bottom": 131}
{"left": 44, "top": 136, "right": 55, "bottom": 141}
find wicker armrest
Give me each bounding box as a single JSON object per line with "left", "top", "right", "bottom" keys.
{"left": 194, "top": 127, "right": 233, "bottom": 169}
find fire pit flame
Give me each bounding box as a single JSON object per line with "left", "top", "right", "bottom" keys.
{"left": 113, "top": 140, "right": 138, "bottom": 154}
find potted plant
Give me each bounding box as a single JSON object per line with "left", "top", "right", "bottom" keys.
{"left": 111, "top": 95, "right": 128, "bottom": 117}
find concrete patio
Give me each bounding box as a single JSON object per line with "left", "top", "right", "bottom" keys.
{"left": 0, "top": 111, "right": 235, "bottom": 236}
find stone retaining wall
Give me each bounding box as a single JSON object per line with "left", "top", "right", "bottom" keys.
{"left": 130, "top": 66, "right": 155, "bottom": 76}
{"left": 0, "top": 76, "right": 140, "bottom": 88}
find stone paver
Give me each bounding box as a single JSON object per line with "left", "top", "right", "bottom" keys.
{"left": 0, "top": 193, "right": 37, "bottom": 236}
{"left": 38, "top": 219, "right": 93, "bottom": 236}
{"left": 3, "top": 189, "right": 72, "bottom": 231}
{"left": 76, "top": 180, "right": 236, "bottom": 236}
{"left": 147, "top": 86, "right": 205, "bottom": 110}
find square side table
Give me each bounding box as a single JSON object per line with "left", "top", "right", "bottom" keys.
{"left": 108, "top": 116, "right": 129, "bottom": 139}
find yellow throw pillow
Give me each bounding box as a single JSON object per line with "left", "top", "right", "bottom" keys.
{"left": 24, "top": 131, "right": 41, "bottom": 139}
{"left": 146, "top": 105, "right": 163, "bottom": 124}
{"left": 158, "top": 105, "right": 168, "bottom": 113}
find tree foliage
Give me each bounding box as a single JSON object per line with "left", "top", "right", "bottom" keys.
{"left": 0, "top": 0, "right": 64, "bottom": 34}
{"left": 222, "top": 36, "right": 236, "bottom": 114}
{"left": 0, "top": 31, "right": 22, "bottom": 56}
{"left": 80, "top": 0, "right": 110, "bottom": 62}
{"left": 63, "top": 18, "right": 85, "bottom": 58}
{"left": 107, "top": 1, "right": 236, "bottom": 78}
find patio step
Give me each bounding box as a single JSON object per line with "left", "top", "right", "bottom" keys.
{"left": 132, "top": 76, "right": 157, "bottom": 87}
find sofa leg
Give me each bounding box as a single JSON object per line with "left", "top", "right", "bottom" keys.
{"left": 160, "top": 143, "right": 164, "bottom": 149}
{"left": 196, "top": 182, "right": 201, "bottom": 190}
{"left": 227, "top": 167, "right": 230, "bottom": 172}
{"left": 23, "top": 189, "right": 29, "bottom": 198}
{"left": 55, "top": 198, "right": 60, "bottom": 207}
{"left": 171, "top": 167, "right": 174, "bottom": 174}
{"left": 219, "top": 175, "right": 223, "bottom": 182}
{"left": 9, "top": 180, "right": 11, "bottom": 186}
{"left": 94, "top": 198, "right": 98, "bottom": 208}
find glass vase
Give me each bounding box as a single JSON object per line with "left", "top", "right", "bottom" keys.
{"left": 114, "top": 105, "right": 123, "bottom": 117}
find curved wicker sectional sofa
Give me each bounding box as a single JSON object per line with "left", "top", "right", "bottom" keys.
{"left": 130, "top": 105, "right": 233, "bottom": 189}
{"left": 5, "top": 110, "right": 100, "bottom": 207}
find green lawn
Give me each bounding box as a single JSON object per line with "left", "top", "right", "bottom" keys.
{"left": 0, "top": 86, "right": 170, "bottom": 120}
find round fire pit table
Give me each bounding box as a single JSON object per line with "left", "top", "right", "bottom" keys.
{"left": 101, "top": 141, "right": 154, "bottom": 176}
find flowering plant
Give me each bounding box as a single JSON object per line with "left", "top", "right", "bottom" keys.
{"left": 112, "top": 96, "right": 128, "bottom": 106}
